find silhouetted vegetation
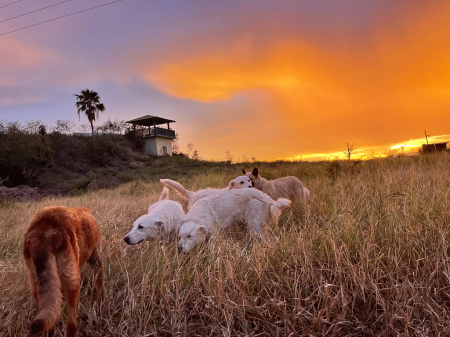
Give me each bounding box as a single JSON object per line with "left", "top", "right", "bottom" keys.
{"left": 0, "top": 121, "right": 53, "bottom": 186}
{"left": 0, "top": 120, "right": 139, "bottom": 188}
{"left": 326, "top": 160, "right": 341, "bottom": 181}
{"left": 74, "top": 89, "right": 105, "bottom": 135}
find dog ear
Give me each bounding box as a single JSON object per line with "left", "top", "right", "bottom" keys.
{"left": 198, "top": 226, "right": 207, "bottom": 235}
{"left": 252, "top": 167, "right": 258, "bottom": 177}
{"left": 228, "top": 181, "right": 235, "bottom": 189}
{"left": 242, "top": 168, "right": 246, "bottom": 175}
{"left": 154, "top": 221, "right": 164, "bottom": 229}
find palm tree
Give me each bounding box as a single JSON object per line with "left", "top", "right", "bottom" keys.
{"left": 74, "top": 89, "right": 105, "bottom": 136}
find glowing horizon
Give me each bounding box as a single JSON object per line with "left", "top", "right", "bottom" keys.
{"left": 291, "top": 134, "right": 450, "bottom": 162}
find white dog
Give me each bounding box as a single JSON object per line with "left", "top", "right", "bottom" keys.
{"left": 242, "top": 167, "right": 310, "bottom": 203}
{"left": 160, "top": 176, "right": 252, "bottom": 210}
{"left": 123, "top": 187, "right": 185, "bottom": 245}
{"left": 177, "top": 188, "right": 291, "bottom": 253}
{"left": 228, "top": 175, "right": 253, "bottom": 190}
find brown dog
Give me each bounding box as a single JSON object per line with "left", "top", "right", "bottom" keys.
{"left": 24, "top": 206, "right": 103, "bottom": 337}
{"left": 242, "top": 167, "right": 310, "bottom": 203}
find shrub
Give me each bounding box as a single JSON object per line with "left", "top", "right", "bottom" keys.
{"left": 124, "top": 129, "right": 144, "bottom": 152}
{"left": 72, "top": 178, "right": 91, "bottom": 191}
{"left": 0, "top": 126, "right": 53, "bottom": 186}
{"left": 326, "top": 160, "right": 341, "bottom": 181}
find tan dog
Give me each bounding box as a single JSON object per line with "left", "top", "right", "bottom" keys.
{"left": 24, "top": 206, "right": 103, "bottom": 337}
{"left": 242, "top": 167, "right": 310, "bottom": 203}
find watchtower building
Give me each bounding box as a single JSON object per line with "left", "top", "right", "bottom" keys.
{"left": 126, "top": 115, "right": 176, "bottom": 156}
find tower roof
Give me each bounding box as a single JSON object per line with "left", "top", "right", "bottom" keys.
{"left": 126, "top": 115, "right": 175, "bottom": 126}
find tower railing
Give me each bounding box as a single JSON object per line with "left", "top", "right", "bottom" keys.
{"left": 128, "top": 127, "right": 175, "bottom": 139}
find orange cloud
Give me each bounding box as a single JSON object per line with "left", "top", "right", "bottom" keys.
{"left": 138, "top": 3, "right": 450, "bottom": 160}
{"left": 144, "top": 36, "right": 318, "bottom": 102}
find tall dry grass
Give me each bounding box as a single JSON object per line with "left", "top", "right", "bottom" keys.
{"left": 1, "top": 154, "right": 450, "bottom": 336}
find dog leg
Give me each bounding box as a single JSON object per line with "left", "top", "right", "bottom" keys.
{"left": 87, "top": 247, "right": 104, "bottom": 297}
{"left": 25, "top": 260, "right": 39, "bottom": 305}
{"left": 247, "top": 218, "right": 264, "bottom": 241}
{"left": 62, "top": 268, "right": 80, "bottom": 337}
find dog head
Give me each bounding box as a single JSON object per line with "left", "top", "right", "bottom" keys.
{"left": 123, "top": 214, "right": 166, "bottom": 245}
{"left": 177, "top": 221, "right": 208, "bottom": 253}
{"left": 242, "top": 167, "right": 262, "bottom": 189}
{"left": 228, "top": 175, "right": 252, "bottom": 189}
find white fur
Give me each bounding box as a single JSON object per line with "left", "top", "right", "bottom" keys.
{"left": 123, "top": 187, "right": 185, "bottom": 245}
{"left": 177, "top": 188, "right": 291, "bottom": 253}
{"left": 242, "top": 167, "right": 311, "bottom": 202}
{"left": 160, "top": 176, "right": 252, "bottom": 210}
{"left": 228, "top": 175, "right": 252, "bottom": 190}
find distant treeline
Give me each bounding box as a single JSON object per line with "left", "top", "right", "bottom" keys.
{"left": 0, "top": 119, "right": 142, "bottom": 187}
{"left": 0, "top": 118, "right": 128, "bottom": 136}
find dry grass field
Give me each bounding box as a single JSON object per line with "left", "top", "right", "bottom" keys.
{"left": 1, "top": 154, "right": 450, "bottom": 336}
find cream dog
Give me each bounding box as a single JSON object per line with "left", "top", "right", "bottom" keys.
{"left": 123, "top": 187, "right": 185, "bottom": 245}
{"left": 160, "top": 176, "right": 252, "bottom": 210}
{"left": 242, "top": 167, "right": 310, "bottom": 203}
{"left": 177, "top": 188, "right": 291, "bottom": 253}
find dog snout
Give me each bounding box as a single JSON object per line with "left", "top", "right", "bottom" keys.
{"left": 123, "top": 236, "right": 130, "bottom": 245}
{"left": 178, "top": 245, "right": 183, "bottom": 253}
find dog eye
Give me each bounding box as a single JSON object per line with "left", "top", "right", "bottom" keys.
{"left": 240, "top": 181, "right": 243, "bottom": 184}
{"left": 138, "top": 225, "right": 143, "bottom": 230}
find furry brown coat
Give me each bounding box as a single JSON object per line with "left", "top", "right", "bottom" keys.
{"left": 242, "top": 167, "right": 310, "bottom": 203}
{"left": 23, "top": 206, "right": 103, "bottom": 337}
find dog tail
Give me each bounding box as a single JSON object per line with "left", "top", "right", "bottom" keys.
{"left": 270, "top": 198, "right": 291, "bottom": 219}
{"left": 159, "top": 179, "right": 193, "bottom": 201}
{"left": 159, "top": 186, "right": 170, "bottom": 201}
{"left": 28, "top": 234, "right": 63, "bottom": 335}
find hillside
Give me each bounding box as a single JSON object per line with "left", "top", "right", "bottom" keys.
{"left": 0, "top": 130, "right": 229, "bottom": 195}
{"left": 0, "top": 127, "right": 331, "bottom": 198}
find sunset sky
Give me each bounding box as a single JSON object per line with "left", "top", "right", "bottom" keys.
{"left": 1, "top": 0, "right": 449, "bottom": 160}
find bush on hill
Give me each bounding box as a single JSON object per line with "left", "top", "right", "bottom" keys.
{"left": 0, "top": 122, "right": 53, "bottom": 186}
{"left": 0, "top": 120, "right": 143, "bottom": 187}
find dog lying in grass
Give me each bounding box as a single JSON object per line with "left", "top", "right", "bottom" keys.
{"left": 177, "top": 188, "right": 291, "bottom": 253}
{"left": 242, "top": 167, "right": 310, "bottom": 203}
{"left": 24, "top": 206, "right": 103, "bottom": 337}
{"left": 160, "top": 176, "right": 252, "bottom": 210}
{"left": 123, "top": 186, "right": 185, "bottom": 245}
